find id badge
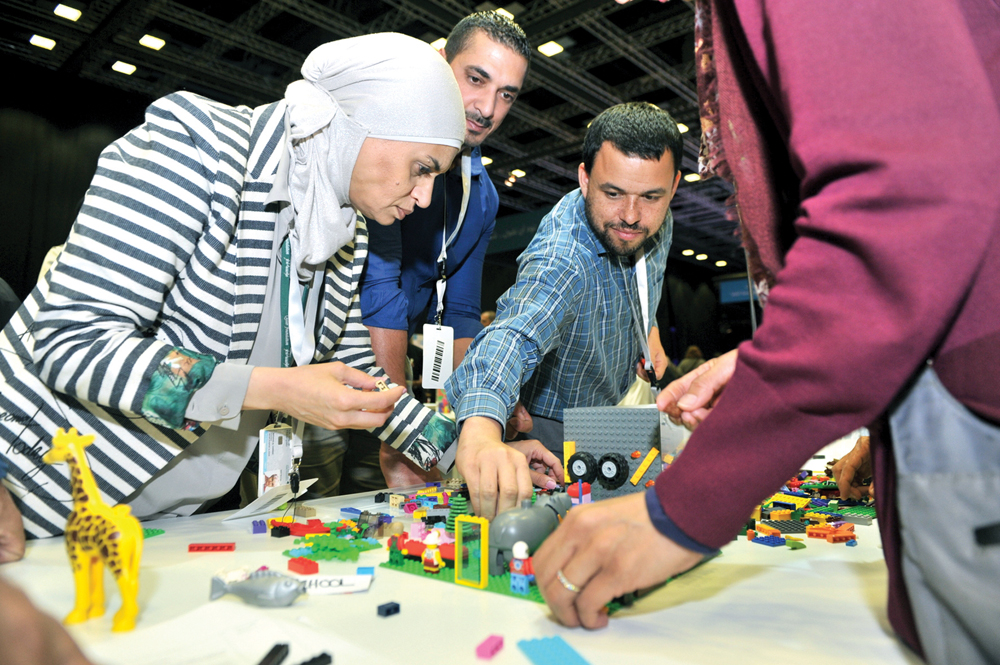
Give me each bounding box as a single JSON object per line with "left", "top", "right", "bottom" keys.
{"left": 422, "top": 323, "right": 454, "bottom": 390}
{"left": 258, "top": 423, "right": 294, "bottom": 497}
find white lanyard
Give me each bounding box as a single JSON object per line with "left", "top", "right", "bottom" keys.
{"left": 433, "top": 152, "right": 472, "bottom": 324}
{"left": 287, "top": 266, "right": 318, "bottom": 368}
{"left": 633, "top": 249, "right": 653, "bottom": 373}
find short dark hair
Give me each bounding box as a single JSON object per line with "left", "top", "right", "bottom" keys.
{"left": 444, "top": 11, "right": 532, "bottom": 66}
{"left": 582, "top": 102, "right": 683, "bottom": 175}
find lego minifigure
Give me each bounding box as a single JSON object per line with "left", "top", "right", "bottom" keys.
{"left": 422, "top": 530, "right": 445, "bottom": 574}
{"left": 508, "top": 541, "right": 535, "bottom": 595}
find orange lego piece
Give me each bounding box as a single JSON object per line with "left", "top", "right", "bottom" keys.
{"left": 827, "top": 533, "right": 857, "bottom": 544}
{"left": 756, "top": 524, "right": 781, "bottom": 537}
{"left": 645, "top": 480, "right": 655, "bottom": 488}
{"left": 631, "top": 450, "right": 642, "bottom": 459}
{"left": 747, "top": 529, "right": 756, "bottom": 541}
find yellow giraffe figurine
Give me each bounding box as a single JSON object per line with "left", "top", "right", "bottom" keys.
{"left": 43, "top": 428, "right": 143, "bottom": 632}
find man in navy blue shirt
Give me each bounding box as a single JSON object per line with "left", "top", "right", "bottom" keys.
{"left": 299, "top": 12, "right": 532, "bottom": 492}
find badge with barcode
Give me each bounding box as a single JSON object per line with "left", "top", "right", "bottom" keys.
{"left": 422, "top": 323, "right": 454, "bottom": 389}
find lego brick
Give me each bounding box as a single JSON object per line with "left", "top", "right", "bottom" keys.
{"left": 476, "top": 635, "right": 504, "bottom": 660}
{"left": 846, "top": 539, "right": 858, "bottom": 547}
{"left": 288, "top": 557, "right": 319, "bottom": 575}
{"left": 563, "top": 406, "right": 662, "bottom": 501}
{"left": 563, "top": 440, "right": 576, "bottom": 484}
{"left": 143, "top": 528, "right": 165, "bottom": 539}
{"left": 786, "top": 540, "right": 807, "bottom": 550}
{"left": 517, "top": 636, "right": 590, "bottom": 665}
{"left": 188, "top": 543, "right": 235, "bottom": 552}
{"left": 752, "top": 535, "right": 787, "bottom": 547}
{"left": 755, "top": 524, "right": 781, "bottom": 537}
{"left": 251, "top": 520, "right": 267, "bottom": 535}
{"left": 839, "top": 513, "right": 874, "bottom": 526}
{"left": 356, "top": 566, "right": 374, "bottom": 576}
{"left": 377, "top": 601, "right": 400, "bottom": 617}
{"left": 294, "top": 504, "right": 317, "bottom": 518}
{"left": 271, "top": 526, "right": 291, "bottom": 538}
{"left": 629, "top": 447, "right": 660, "bottom": 486}
{"left": 761, "top": 520, "right": 808, "bottom": 534}
{"left": 340, "top": 507, "right": 361, "bottom": 517}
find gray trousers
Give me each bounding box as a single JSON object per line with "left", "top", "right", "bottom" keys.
{"left": 890, "top": 363, "right": 1000, "bottom": 664}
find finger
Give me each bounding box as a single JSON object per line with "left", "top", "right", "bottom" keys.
{"left": 331, "top": 363, "right": 382, "bottom": 390}
{"left": 543, "top": 551, "right": 602, "bottom": 628}
{"left": 515, "top": 458, "right": 533, "bottom": 506}
{"left": 496, "top": 453, "right": 521, "bottom": 516}
{"left": 528, "top": 468, "right": 558, "bottom": 489}
{"left": 478, "top": 458, "right": 499, "bottom": 520}
{"left": 328, "top": 406, "right": 396, "bottom": 431}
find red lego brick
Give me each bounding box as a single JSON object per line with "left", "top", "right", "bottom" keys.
{"left": 288, "top": 557, "right": 319, "bottom": 575}
{"left": 188, "top": 542, "right": 235, "bottom": 552}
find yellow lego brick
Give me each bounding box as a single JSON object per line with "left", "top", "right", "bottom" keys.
{"left": 563, "top": 441, "right": 576, "bottom": 484}
{"left": 412, "top": 509, "right": 427, "bottom": 519}
{"left": 766, "top": 492, "right": 811, "bottom": 509}
{"left": 785, "top": 536, "right": 804, "bottom": 542}
{"left": 630, "top": 447, "right": 660, "bottom": 485}
{"left": 769, "top": 509, "right": 792, "bottom": 521}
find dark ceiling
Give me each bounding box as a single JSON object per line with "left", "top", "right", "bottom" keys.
{"left": 0, "top": 0, "right": 742, "bottom": 271}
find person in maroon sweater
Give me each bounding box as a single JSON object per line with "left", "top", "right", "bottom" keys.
{"left": 533, "top": 1, "right": 1000, "bottom": 662}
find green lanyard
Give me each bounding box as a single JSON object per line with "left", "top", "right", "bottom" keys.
{"left": 279, "top": 236, "right": 311, "bottom": 369}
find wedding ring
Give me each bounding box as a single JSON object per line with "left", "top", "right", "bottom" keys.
{"left": 557, "top": 569, "right": 581, "bottom": 593}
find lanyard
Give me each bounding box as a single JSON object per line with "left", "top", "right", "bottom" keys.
{"left": 279, "top": 236, "right": 316, "bottom": 369}
{"left": 433, "top": 152, "right": 472, "bottom": 325}
{"left": 631, "top": 249, "right": 653, "bottom": 374}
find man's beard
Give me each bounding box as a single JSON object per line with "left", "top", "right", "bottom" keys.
{"left": 584, "top": 194, "right": 662, "bottom": 257}
{"left": 464, "top": 111, "right": 493, "bottom": 147}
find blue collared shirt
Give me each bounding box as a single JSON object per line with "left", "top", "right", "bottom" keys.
{"left": 360, "top": 146, "right": 498, "bottom": 339}
{"left": 447, "top": 188, "right": 671, "bottom": 425}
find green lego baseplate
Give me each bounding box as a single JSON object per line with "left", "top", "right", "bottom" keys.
{"left": 283, "top": 533, "right": 383, "bottom": 562}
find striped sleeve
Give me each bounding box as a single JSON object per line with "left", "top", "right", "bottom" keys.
{"left": 30, "top": 93, "right": 245, "bottom": 418}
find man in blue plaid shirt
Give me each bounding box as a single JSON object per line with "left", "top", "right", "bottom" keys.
{"left": 446, "top": 103, "right": 683, "bottom": 518}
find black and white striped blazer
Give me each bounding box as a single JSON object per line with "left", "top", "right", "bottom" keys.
{"left": 0, "top": 92, "right": 437, "bottom": 538}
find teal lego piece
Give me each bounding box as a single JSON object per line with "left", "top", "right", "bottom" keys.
{"left": 142, "top": 528, "right": 165, "bottom": 539}
{"left": 517, "top": 636, "right": 590, "bottom": 665}
{"left": 285, "top": 534, "right": 381, "bottom": 562}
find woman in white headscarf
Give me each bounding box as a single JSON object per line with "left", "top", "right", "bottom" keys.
{"left": 1, "top": 33, "right": 466, "bottom": 540}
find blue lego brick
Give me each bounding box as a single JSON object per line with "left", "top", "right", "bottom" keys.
{"left": 782, "top": 490, "right": 809, "bottom": 498}
{"left": 752, "top": 535, "right": 787, "bottom": 547}
{"left": 810, "top": 498, "right": 830, "bottom": 507}
{"left": 517, "top": 636, "right": 590, "bottom": 665}
{"left": 251, "top": 519, "right": 267, "bottom": 534}
{"left": 357, "top": 566, "right": 375, "bottom": 576}
{"left": 340, "top": 507, "right": 362, "bottom": 516}
{"left": 288, "top": 547, "right": 313, "bottom": 557}
{"left": 377, "top": 601, "right": 400, "bottom": 617}
{"left": 846, "top": 539, "right": 858, "bottom": 547}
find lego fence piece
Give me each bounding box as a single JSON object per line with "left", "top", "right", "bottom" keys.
{"left": 455, "top": 515, "right": 489, "bottom": 589}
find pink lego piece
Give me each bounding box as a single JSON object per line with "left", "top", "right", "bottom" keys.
{"left": 476, "top": 635, "right": 504, "bottom": 659}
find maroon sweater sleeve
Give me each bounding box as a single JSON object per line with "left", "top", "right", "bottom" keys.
{"left": 656, "top": 0, "right": 1000, "bottom": 549}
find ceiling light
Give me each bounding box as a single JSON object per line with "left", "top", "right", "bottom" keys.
{"left": 695, "top": 253, "right": 708, "bottom": 261}
{"left": 496, "top": 8, "right": 514, "bottom": 19}
{"left": 677, "top": 122, "right": 689, "bottom": 133}
{"left": 53, "top": 4, "right": 81, "bottom": 21}
{"left": 715, "top": 260, "right": 727, "bottom": 267}
{"left": 430, "top": 37, "right": 447, "bottom": 50}
{"left": 684, "top": 173, "right": 701, "bottom": 182}
{"left": 112, "top": 61, "right": 136, "bottom": 75}
{"left": 504, "top": 180, "right": 514, "bottom": 187}
{"left": 538, "top": 41, "right": 564, "bottom": 57}
{"left": 139, "top": 34, "right": 165, "bottom": 50}
{"left": 681, "top": 249, "right": 694, "bottom": 256}
{"left": 480, "top": 156, "right": 493, "bottom": 166}
{"left": 30, "top": 35, "right": 56, "bottom": 50}
{"left": 510, "top": 169, "right": 526, "bottom": 178}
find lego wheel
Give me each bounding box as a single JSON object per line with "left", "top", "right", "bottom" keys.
{"left": 596, "top": 452, "right": 629, "bottom": 490}
{"left": 567, "top": 452, "right": 598, "bottom": 484}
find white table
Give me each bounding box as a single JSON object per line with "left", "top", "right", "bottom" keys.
{"left": 5, "top": 481, "right": 920, "bottom": 665}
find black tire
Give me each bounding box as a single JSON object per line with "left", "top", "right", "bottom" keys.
{"left": 567, "top": 452, "right": 598, "bottom": 484}
{"left": 597, "top": 452, "right": 630, "bottom": 490}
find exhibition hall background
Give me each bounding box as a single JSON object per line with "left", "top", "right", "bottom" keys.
{"left": 0, "top": 51, "right": 754, "bottom": 361}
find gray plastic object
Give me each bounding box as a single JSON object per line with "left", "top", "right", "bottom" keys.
{"left": 488, "top": 492, "right": 571, "bottom": 575}
{"left": 563, "top": 405, "right": 685, "bottom": 502}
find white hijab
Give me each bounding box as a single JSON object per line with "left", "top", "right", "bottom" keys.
{"left": 283, "top": 33, "right": 465, "bottom": 279}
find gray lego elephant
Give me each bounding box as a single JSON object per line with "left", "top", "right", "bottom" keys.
{"left": 488, "top": 492, "right": 572, "bottom": 576}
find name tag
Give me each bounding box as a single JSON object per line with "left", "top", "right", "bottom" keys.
{"left": 422, "top": 323, "right": 454, "bottom": 389}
